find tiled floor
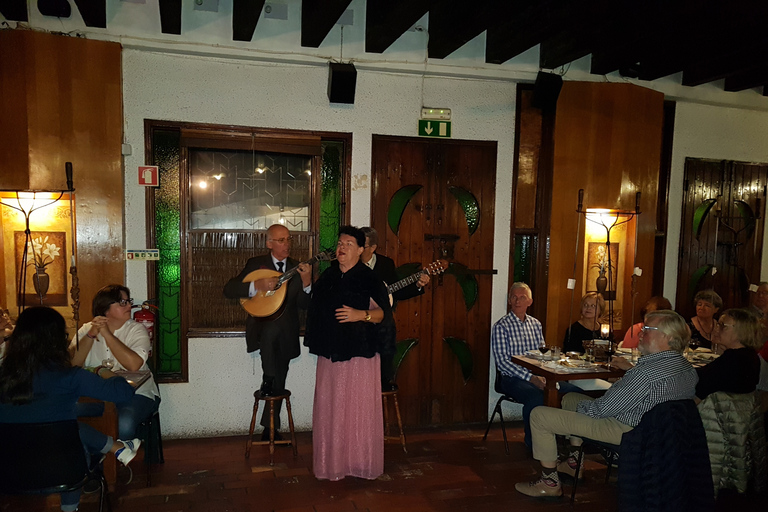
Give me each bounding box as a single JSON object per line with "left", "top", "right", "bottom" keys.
{"left": 2, "top": 422, "right": 764, "bottom": 511}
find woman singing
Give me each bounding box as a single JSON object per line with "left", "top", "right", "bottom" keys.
{"left": 304, "top": 226, "right": 395, "bottom": 481}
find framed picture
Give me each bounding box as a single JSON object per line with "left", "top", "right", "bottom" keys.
{"left": 586, "top": 241, "right": 619, "bottom": 301}
{"left": 14, "top": 231, "right": 68, "bottom": 306}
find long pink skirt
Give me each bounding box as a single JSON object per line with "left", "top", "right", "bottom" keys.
{"left": 312, "top": 354, "right": 384, "bottom": 481}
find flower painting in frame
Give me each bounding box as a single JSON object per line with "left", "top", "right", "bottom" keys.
{"left": 14, "top": 231, "right": 68, "bottom": 306}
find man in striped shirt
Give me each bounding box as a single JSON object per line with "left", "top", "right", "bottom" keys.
{"left": 515, "top": 309, "right": 698, "bottom": 498}
{"left": 491, "top": 283, "right": 581, "bottom": 448}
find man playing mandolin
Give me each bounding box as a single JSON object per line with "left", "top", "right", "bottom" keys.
{"left": 224, "top": 224, "right": 311, "bottom": 441}
{"left": 360, "top": 227, "right": 430, "bottom": 391}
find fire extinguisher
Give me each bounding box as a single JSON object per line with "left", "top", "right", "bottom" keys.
{"left": 134, "top": 301, "right": 158, "bottom": 358}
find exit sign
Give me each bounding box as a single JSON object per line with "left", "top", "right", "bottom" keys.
{"left": 418, "top": 119, "right": 451, "bottom": 138}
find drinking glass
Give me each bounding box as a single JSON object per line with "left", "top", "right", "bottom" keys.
{"left": 102, "top": 357, "right": 115, "bottom": 370}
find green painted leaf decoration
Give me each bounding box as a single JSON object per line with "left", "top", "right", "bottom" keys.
{"left": 449, "top": 186, "right": 480, "bottom": 235}
{"left": 444, "top": 336, "right": 473, "bottom": 384}
{"left": 387, "top": 184, "right": 423, "bottom": 235}
{"left": 688, "top": 264, "right": 714, "bottom": 302}
{"left": 446, "top": 262, "right": 478, "bottom": 310}
{"left": 693, "top": 198, "right": 717, "bottom": 240}
{"left": 393, "top": 338, "right": 419, "bottom": 380}
{"left": 734, "top": 199, "right": 756, "bottom": 241}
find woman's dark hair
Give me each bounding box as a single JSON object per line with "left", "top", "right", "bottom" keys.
{"left": 338, "top": 225, "right": 365, "bottom": 248}
{"left": 92, "top": 284, "right": 130, "bottom": 317}
{"left": 640, "top": 296, "right": 673, "bottom": 317}
{"left": 0, "top": 307, "right": 70, "bottom": 405}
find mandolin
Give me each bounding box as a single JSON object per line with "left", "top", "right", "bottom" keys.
{"left": 239, "top": 249, "right": 336, "bottom": 317}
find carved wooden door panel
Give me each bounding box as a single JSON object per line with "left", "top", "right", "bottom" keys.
{"left": 676, "top": 158, "right": 767, "bottom": 319}
{"left": 371, "top": 135, "right": 497, "bottom": 426}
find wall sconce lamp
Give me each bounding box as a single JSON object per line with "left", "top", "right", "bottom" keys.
{"left": 566, "top": 189, "right": 642, "bottom": 339}
{"left": 0, "top": 163, "right": 81, "bottom": 340}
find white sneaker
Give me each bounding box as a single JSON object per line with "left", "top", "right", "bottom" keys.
{"left": 115, "top": 438, "right": 141, "bottom": 466}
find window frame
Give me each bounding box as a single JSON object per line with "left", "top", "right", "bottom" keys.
{"left": 144, "top": 120, "right": 351, "bottom": 382}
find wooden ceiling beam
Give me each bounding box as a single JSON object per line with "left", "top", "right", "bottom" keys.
{"left": 365, "top": 0, "right": 429, "bottom": 54}
{"left": 72, "top": 0, "right": 106, "bottom": 28}
{"left": 427, "top": 0, "right": 499, "bottom": 60}
{"left": 485, "top": 0, "right": 566, "bottom": 65}
{"left": 724, "top": 65, "right": 768, "bottom": 92}
{"left": 232, "top": 0, "right": 265, "bottom": 42}
{"left": 0, "top": 0, "right": 28, "bottom": 21}
{"left": 301, "top": 0, "right": 353, "bottom": 48}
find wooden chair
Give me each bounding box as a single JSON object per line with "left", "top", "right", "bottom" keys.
{"left": 245, "top": 390, "right": 297, "bottom": 465}
{"left": 0, "top": 420, "right": 110, "bottom": 512}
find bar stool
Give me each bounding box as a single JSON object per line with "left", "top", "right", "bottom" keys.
{"left": 382, "top": 385, "right": 407, "bottom": 453}
{"left": 244, "top": 390, "right": 297, "bottom": 465}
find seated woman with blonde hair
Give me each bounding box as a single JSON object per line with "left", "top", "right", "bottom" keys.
{"left": 563, "top": 292, "right": 609, "bottom": 354}
{"left": 695, "top": 308, "right": 761, "bottom": 402}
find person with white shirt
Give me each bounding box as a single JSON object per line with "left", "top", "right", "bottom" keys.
{"left": 224, "top": 224, "right": 311, "bottom": 440}
{"left": 70, "top": 284, "right": 161, "bottom": 441}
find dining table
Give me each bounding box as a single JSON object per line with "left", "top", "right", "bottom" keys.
{"left": 510, "top": 354, "right": 626, "bottom": 408}
{"left": 78, "top": 369, "right": 151, "bottom": 487}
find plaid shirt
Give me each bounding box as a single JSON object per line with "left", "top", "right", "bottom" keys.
{"left": 491, "top": 311, "right": 544, "bottom": 382}
{"left": 577, "top": 350, "right": 698, "bottom": 427}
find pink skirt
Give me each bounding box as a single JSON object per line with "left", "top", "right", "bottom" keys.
{"left": 312, "top": 354, "right": 384, "bottom": 481}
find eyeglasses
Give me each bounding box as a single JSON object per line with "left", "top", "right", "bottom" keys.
{"left": 113, "top": 298, "right": 134, "bottom": 307}
{"left": 269, "top": 236, "right": 293, "bottom": 244}
{"left": 640, "top": 326, "right": 662, "bottom": 333}
{"left": 336, "top": 241, "right": 358, "bottom": 249}
{"left": 717, "top": 322, "right": 734, "bottom": 329}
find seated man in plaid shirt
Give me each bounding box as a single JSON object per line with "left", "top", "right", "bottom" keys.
{"left": 515, "top": 309, "right": 698, "bottom": 498}
{"left": 491, "top": 282, "right": 581, "bottom": 449}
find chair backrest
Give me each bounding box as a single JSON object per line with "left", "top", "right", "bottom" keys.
{"left": 494, "top": 368, "right": 504, "bottom": 395}
{"left": 618, "top": 399, "right": 715, "bottom": 512}
{"left": 0, "top": 420, "right": 89, "bottom": 494}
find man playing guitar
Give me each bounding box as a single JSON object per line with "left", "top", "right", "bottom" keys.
{"left": 360, "top": 227, "right": 429, "bottom": 391}
{"left": 224, "top": 224, "right": 311, "bottom": 441}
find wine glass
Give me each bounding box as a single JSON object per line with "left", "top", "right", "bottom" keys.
{"left": 102, "top": 357, "right": 115, "bottom": 370}
{"left": 688, "top": 338, "right": 700, "bottom": 361}
{"left": 538, "top": 343, "right": 549, "bottom": 365}
{"left": 605, "top": 342, "right": 616, "bottom": 368}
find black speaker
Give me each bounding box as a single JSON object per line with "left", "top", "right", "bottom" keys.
{"left": 531, "top": 71, "right": 563, "bottom": 112}
{"left": 328, "top": 62, "right": 357, "bottom": 104}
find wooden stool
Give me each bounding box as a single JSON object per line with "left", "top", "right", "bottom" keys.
{"left": 244, "top": 390, "right": 297, "bottom": 465}
{"left": 382, "top": 385, "right": 407, "bottom": 453}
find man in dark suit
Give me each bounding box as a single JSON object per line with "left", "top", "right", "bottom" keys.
{"left": 360, "top": 227, "right": 429, "bottom": 390}
{"left": 224, "top": 224, "right": 311, "bottom": 440}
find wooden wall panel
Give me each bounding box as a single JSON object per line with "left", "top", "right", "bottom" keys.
{"left": 545, "top": 82, "right": 664, "bottom": 342}
{"left": 0, "top": 30, "right": 123, "bottom": 325}
{"left": 0, "top": 31, "right": 31, "bottom": 189}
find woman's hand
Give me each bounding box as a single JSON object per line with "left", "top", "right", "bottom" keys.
{"left": 336, "top": 305, "right": 361, "bottom": 323}
{"left": 92, "top": 316, "right": 109, "bottom": 336}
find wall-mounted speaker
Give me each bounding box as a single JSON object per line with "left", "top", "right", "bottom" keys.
{"left": 328, "top": 62, "right": 357, "bottom": 104}
{"left": 531, "top": 71, "right": 563, "bottom": 112}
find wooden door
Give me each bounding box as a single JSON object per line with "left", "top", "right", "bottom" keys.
{"left": 371, "top": 135, "right": 497, "bottom": 426}
{"left": 676, "top": 158, "right": 767, "bottom": 318}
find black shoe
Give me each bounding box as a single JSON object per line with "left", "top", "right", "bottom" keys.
{"left": 261, "top": 429, "right": 283, "bottom": 441}
{"left": 260, "top": 377, "right": 275, "bottom": 397}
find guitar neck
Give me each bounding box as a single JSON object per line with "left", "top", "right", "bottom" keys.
{"left": 387, "top": 271, "right": 424, "bottom": 294}
{"left": 278, "top": 251, "right": 332, "bottom": 284}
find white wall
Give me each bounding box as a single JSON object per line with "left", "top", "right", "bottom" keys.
{"left": 664, "top": 103, "right": 768, "bottom": 305}
{"left": 122, "top": 50, "right": 518, "bottom": 437}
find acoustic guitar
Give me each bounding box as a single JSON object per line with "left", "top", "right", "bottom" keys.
{"left": 386, "top": 259, "right": 449, "bottom": 304}
{"left": 239, "top": 249, "right": 336, "bottom": 317}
